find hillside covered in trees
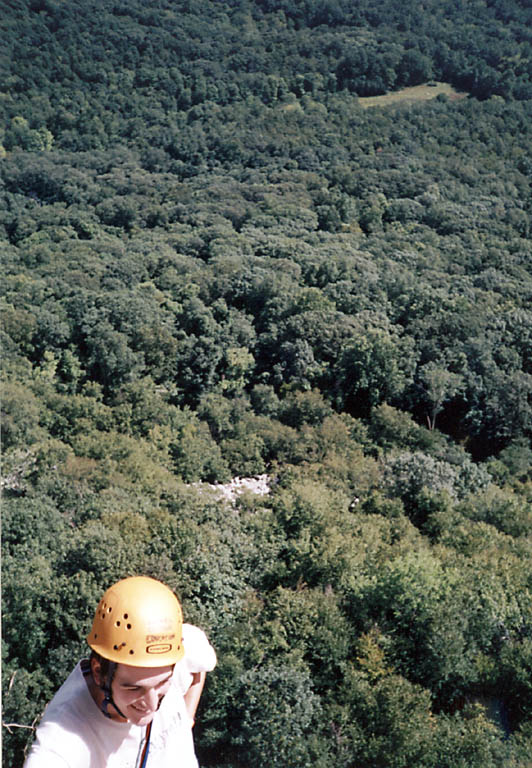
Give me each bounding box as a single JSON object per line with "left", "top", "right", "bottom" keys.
{"left": 1, "top": 1, "right": 531, "bottom": 766}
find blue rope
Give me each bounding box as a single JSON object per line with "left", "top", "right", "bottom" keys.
{"left": 139, "top": 721, "right": 152, "bottom": 768}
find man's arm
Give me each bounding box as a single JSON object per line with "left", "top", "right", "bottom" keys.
{"left": 183, "top": 671, "right": 207, "bottom": 726}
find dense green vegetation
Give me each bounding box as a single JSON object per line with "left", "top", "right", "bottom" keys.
{"left": 1, "top": 1, "right": 531, "bottom": 766}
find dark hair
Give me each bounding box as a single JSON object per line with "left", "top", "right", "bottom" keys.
{"left": 90, "top": 650, "right": 116, "bottom": 687}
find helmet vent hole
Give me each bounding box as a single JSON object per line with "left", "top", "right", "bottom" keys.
{"left": 129, "top": 650, "right": 134, "bottom": 655}
{"left": 108, "top": 607, "right": 112, "bottom": 613}
{"left": 116, "top": 621, "right": 121, "bottom": 627}
{"left": 126, "top": 623, "right": 132, "bottom": 630}
{"left": 123, "top": 613, "right": 128, "bottom": 619}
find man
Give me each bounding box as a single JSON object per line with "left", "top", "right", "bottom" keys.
{"left": 24, "top": 576, "right": 217, "bottom": 767}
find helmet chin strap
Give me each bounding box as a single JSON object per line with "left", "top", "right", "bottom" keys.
{"left": 100, "top": 661, "right": 128, "bottom": 721}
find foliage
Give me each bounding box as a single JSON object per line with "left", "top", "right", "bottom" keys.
{"left": 2, "top": 1, "right": 532, "bottom": 766}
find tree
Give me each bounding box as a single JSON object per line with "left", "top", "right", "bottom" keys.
{"left": 235, "top": 658, "right": 329, "bottom": 768}
{"left": 170, "top": 420, "right": 230, "bottom": 483}
{"left": 0, "top": 382, "right": 45, "bottom": 450}
{"left": 335, "top": 328, "right": 415, "bottom": 416}
{"left": 417, "top": 362, "right": 464, "bottom": 430}
{"left": 85, "top": 321, "right": 144, "bottom": 391}
{"left": 4, "top": 117, "right": 54, "bottom": 152}
{"left": 334, "top": 670, "right": 436, "bottom": 768}
{"left": 397, "top": 49, "right": 433, "bottom": 87}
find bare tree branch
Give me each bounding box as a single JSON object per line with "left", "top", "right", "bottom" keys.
{"left": 2, "top": 721, "right": 37, "bottom": 734}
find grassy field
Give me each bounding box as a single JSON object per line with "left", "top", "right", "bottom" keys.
{"left": 358, "top": 81, "right": 468, "bottom": 108}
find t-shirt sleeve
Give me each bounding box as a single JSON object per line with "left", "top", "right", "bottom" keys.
{"left": 181, "top": 624, "right": 217, "bottom": 673}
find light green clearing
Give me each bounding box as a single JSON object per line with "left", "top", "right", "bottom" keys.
{"left": 358, "top": 81, "right": 468, "bottom": 108}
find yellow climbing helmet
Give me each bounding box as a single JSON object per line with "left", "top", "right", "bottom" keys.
{"left": 87, "top": 576, "right": 185, "bottom": 667}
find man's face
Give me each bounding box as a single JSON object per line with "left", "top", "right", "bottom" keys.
{"left": 111, "top": 663, "right": 174, "bottom": 726}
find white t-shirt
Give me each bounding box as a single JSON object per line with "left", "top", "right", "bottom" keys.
{"left": 23, "top": 624, "right": 216, "bottom": 768}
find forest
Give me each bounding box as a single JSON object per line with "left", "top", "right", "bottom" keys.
{"left": 1, "top": 0, "right": 531, "bottom": 766}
